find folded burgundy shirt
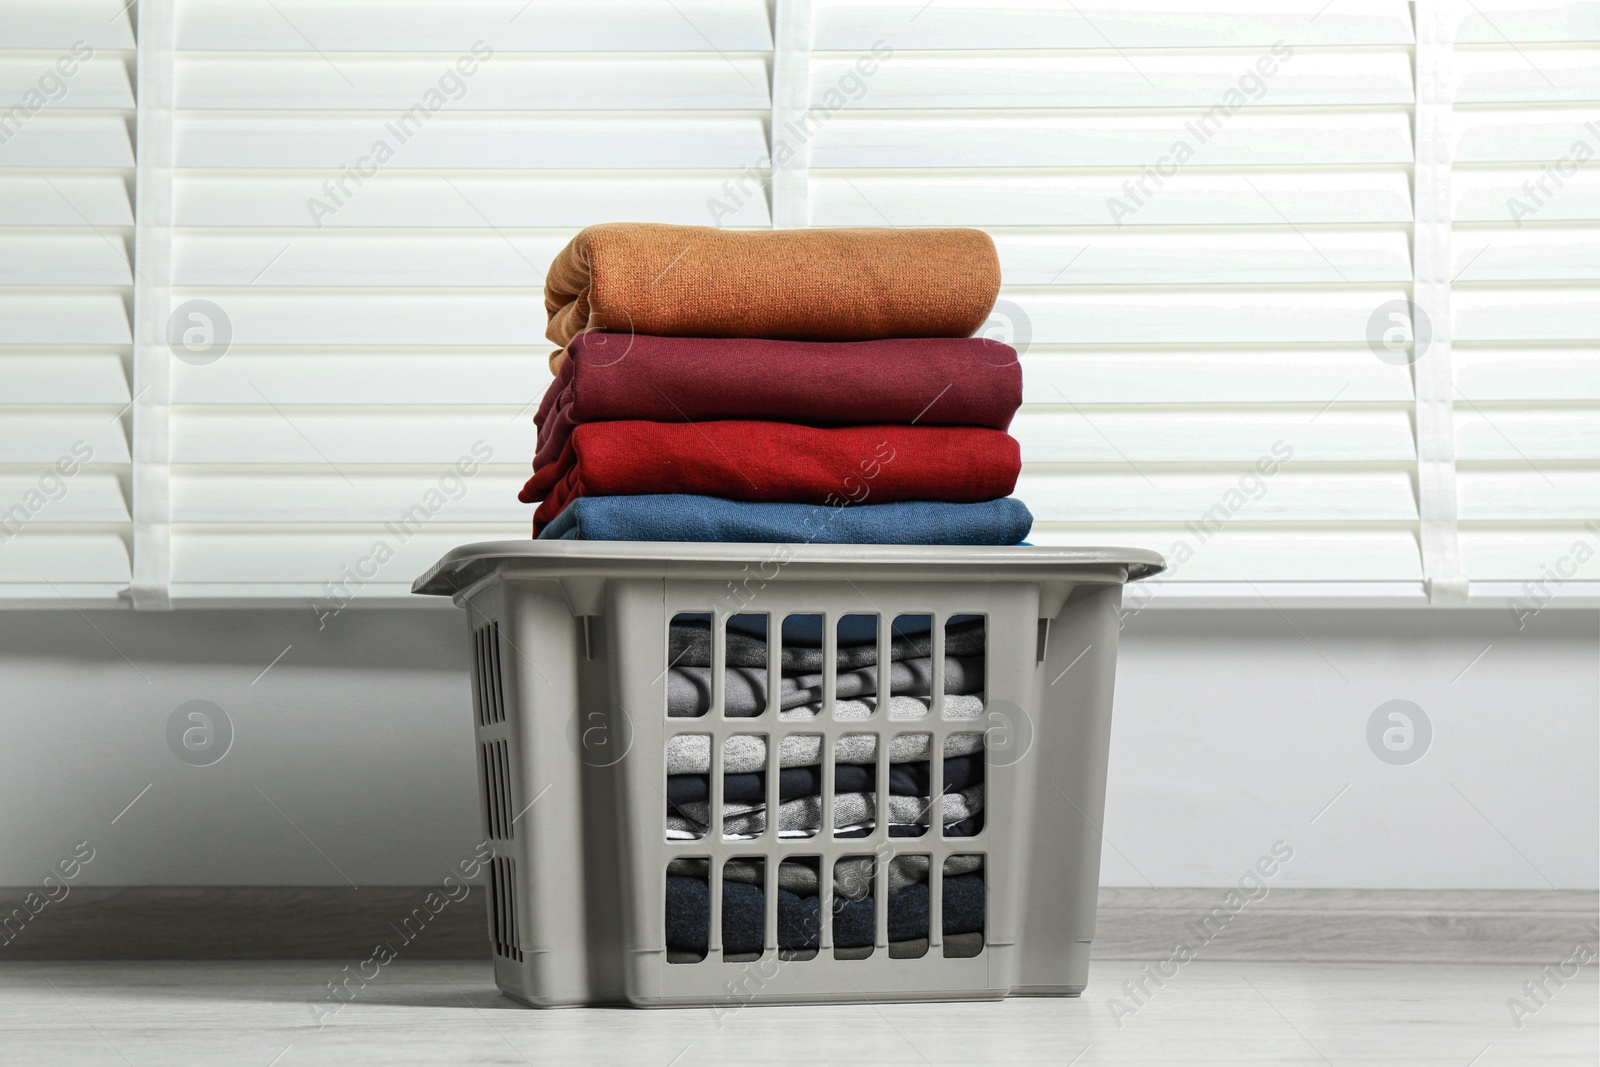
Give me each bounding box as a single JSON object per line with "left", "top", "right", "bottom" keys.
{"left": 532, "top": 333, "right": 1021, "bottom": 471}
{"left": 518, "top": 421, "right": 1022, "bottom": 536}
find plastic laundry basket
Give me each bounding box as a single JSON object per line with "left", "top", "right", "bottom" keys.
{"left": 413, "top": 541, "right": 1163, "bottom": 1008}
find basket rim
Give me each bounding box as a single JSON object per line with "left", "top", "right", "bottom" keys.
{"left": 412, "top": 540, "right": 1167, "bottom": 597}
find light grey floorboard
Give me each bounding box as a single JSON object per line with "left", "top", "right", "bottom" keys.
{"left": 1095, "top": 888, "right": 1600, "bottom": 963}
{"left": 0, "top": 959, "right": 1593, "bottom": 1065}
{"left": 5, "top": 887, "right": 1593, "bottom": 962}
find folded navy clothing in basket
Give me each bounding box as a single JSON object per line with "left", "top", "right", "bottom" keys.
{"left": 671, "top": 616, "right": 988, "bottom": 671}
{"left": 537, "top": 494, "right": 1032, "bottom": 545}
{"left": 667, "top": 654, "right": 986, "bottom": 718}
{"left": 665, "top": 873, "right": 986, "bottom": 955}
{"left": 725, "top": 612, "right": 984, "bottom": 647}
{"left": 665, "top": 755, "right": 984, "bottom": 806}
{"left": 822, "top": 931, "right": 984, "bottom": 962}
{"left": 837, "top": 817, "right": 983, "bottom": 839}
{"left": 668, "top": 854, "right": 983, "bottom": 898}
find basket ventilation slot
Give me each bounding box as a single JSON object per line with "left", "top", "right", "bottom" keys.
{"left": 473, "top": 622, "right": 506, "bottom": 726}
{"left": 489, "top": 856, "right": 523, "bottom": 962}
{"left": 480, "top": 739, "right": 515, "bottom": 841}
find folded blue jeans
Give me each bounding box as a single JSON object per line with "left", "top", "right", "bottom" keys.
{"left": 537, "top": 494, "right": 1032, "bottom": 545}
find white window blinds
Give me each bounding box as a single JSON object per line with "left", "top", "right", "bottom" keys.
{"left": 1452, "top": 2, "right": 1600, "bottom": 604}
{"left": 0, "top": 1, "right": 136, "bottom": 605}
{"left": 162, "top": 0, "right": 772, "bottom": 605}
{"left": 3, "top": 0, "right": 1594, "bottom": 608}
{"left": 798, "top": 0, "right": 1598, "bottom": 607}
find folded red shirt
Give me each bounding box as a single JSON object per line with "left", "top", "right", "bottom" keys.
{"left": 519, "top": 421, "right": 1022, "bottom": 536}
{"left": 532, "top": 333, "right": 1021, "bottom": 471}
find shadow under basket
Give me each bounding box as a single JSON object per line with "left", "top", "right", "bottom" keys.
{"left": 413, "top": 541, "right": 1162, "bottom": 1008}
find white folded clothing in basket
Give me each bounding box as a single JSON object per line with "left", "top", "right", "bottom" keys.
{"left": 666, "top": 786, "right": 985, "bottom": 839}
{"left": 666, "top": 730, "right": 988, "bottom": 776}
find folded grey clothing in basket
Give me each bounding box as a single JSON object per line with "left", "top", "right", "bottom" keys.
{"left": 666, "top": 787, "right": 985, "bottom": 840}
{"left": 667, "top": 854, "right": 984, "bottom": 899}
{"left": 667, "top": 655, "right": 986, "bottom": 718}
{"left": 779, "top": 693, "right": 984, "bottom": 722}
{"left": 670, "top": 617, "right": 987, "bottom": 671}
{"left": 831, "top": 854, "right": 984, "bottom": 901}
{"left": 666, "top": 721, "right": 987, "bottom": 776}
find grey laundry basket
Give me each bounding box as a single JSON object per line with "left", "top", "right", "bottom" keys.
{"left": 413, "top": 541, "right": 1163, "bottom": 1008}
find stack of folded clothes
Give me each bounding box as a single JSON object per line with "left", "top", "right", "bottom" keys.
{"left": 663, "top": 614, "right": 987, "bottom": 838}
{"left": 662, "top": 617, "right": 985, "bottom": 831}
{"left": 661, "top": 613, "right": 989, "bottom": 958}
{"left": 519, "top": 223, "right": 1029, "bottom": 545}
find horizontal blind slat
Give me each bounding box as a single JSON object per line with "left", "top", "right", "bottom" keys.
{"left": 162, "top": 293, "right": 543, "bottom": 346}
{"left": 0, "top": 355, "right": 129, "bottom": 403}
{"left": 1455, "top": 349, "right": 1600, "bottom": 400}
{"left": 0, "top": 56, "right": 133, "bottom": 107}
{"left": 1024, "top": 351, "right": 1414, "bottom": 405}
{"left": 1455, "top": 169, "right": 1600, "bottom": 222}
{"left": 0, "top": 414, "right": 129, "bottom": 462}
{"left": 0, "top": 1, "right": 136, "bottom": 49}
{"left": 174, "top": 0, "right": 774, "bottom": 52}
{"left": 1459, "top": 469, "right": 1600, "bottom": 519}
{"left": 169, "top": 530, "right": 528, "bottom": 585}
{"left": 812, "top": 52, "right": 1413, "bottom": 109}
{"left": 1454, "top": 289, "right": 1600, "bottom": 342}
{"left": 1461, "top": 531, "right": 1600, "bottom": 583}
{"left": 175, "top": 55, "right": 771, "bottom": 110}
{"left": 0, "top": 176, "right": 132, "bottom": 226}
{"left": 811, "top": 172, "right": 1414, "bottom": 227}
{"left": 1004, "top": 289, "right": 1411, "bottom": 345}
{"left": 172, "top": 471, "right": 529, "bottom": 523}
{"left": 1028, "top": 526, "right": 1424, "bottom": 582}
{"left": 1455, "top": 408, "right": 1600, "bottom": 460}
{"left": 1013, "top": 409, "right": 1414, "bottom": 462}
{"left": 1454, "top": 2, "right": 1600, "bottom": 44}
{"left": 0, "top": 295, "right": 132, "bottom": 344}
{"left": 811, "top": 0, "right": 1416, "bottom": 49}
{"left": 171, "top": 412, "right": 534, "bottom": 464}
{"left": 171, "top": 354, "right": 532, "bottom": 405}
{"left": 1022, "top": 470, "right": 1419, "bottom": 522}
{"left": 996, "top": 231, "right": 1411, "bottom": 285}
{"left": 0, "top": 234, "right": 135, "bottom": 286}
{"left": 811, "top": 112, "right": 1415, "bottom": 168}
{"left": 174, "top": 116, "right": 770, "bottom": 169}
{"left": 0, "top": 533, "right": 130, "bottom": 584}
{"left": 0, "top": 474, "right": 127, "bottom": 522}
{"left": 1456, "top": 47, "right": 1600, "bottom": 101}
{"left": 174, "top": 174, "right": 772, "bottom": 228}
{"left": 0, "top": 117, "right": 135, "bottom": 168}
{"left": 1456, "top": 109, "right": 1600, "bottom": 163}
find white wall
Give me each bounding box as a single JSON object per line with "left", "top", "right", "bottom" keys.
{"left": 0, "top": 605, "right": 1592, "bottom": 890}
{"left": 1104, "top": 606, "right": 1596, "bottom": 890}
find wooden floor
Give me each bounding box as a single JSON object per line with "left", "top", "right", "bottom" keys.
{"left": 2, "top": 958, "right": 1593, "bottom": 1065}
